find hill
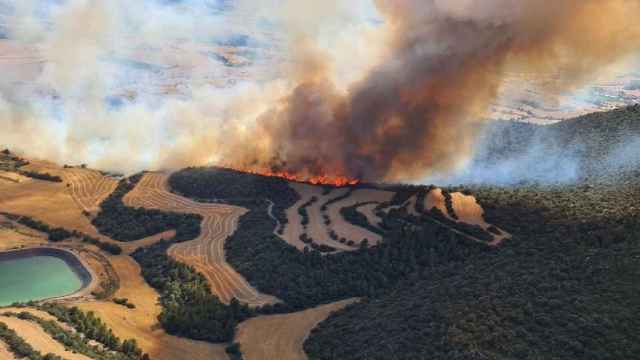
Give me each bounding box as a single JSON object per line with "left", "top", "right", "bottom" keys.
{"left": 440, "top": 104, "right": 640, "bottom": 184}
{"left": 303, "top": 106, "right": 640, "bottom": 359}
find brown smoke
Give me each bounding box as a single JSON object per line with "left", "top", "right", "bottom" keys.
{"left": 229, "top": 0, "right": 640, "bottom": 182}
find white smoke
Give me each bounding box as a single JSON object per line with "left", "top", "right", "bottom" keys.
{"left": 0, "top": 0, "right": 383, "bottom": 173}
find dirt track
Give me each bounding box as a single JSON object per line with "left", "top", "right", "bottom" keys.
{"left": 235, "top": 299, "right": 357, "bottom": 360}
{"left": 280, "top": 184, "right": 396, "bottom": 251}
{"left": 124, "top": 172, "right": 279, "bottom": 306}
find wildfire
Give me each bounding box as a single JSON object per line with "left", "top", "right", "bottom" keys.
{"left": 242, "top": 169, "right": 360, "bottom": 187}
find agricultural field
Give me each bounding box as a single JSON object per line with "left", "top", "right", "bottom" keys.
{"left": 63, "top": 168, "right": 119, "bottom": 214}
{"left": 278, "top": 181, "right": 508, "bottom": 253}
{"left": 0, "top": 105, "right": 638, "bottom": 360}
{"left": 124, "top": 172, "right": 278, "bottom": 306}
{"left": 235, "top": 298, "right": 356, "bottom": 360}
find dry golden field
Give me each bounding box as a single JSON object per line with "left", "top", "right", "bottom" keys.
{"left": 0, "top": 163, "right": 230, "bottom": 359}
{"left": 124, "top": 172, "right": 279, "bottom": 306}
{"left": 78, "top": 255, "right": 230, "bottom": 360}
{"left": 63, "top": 168, "right": 118, "bottom": 213}
{"left": 0, "top": 158, "right": 509, "bottom": 360}
{"left": 235, "top": 299, "right": 357, "bottom": 360}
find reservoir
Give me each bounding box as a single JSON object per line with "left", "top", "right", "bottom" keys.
{"left": 0, "top": 248, "right": 91, "bottom": 306}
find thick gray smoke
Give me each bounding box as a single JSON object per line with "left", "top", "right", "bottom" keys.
{"left": 0, "top": 0, "right": 639, "bottom": 183}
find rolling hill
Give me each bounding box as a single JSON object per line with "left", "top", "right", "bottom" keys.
{"left": 304, "top": 105, "right": 640, "bottom": 359}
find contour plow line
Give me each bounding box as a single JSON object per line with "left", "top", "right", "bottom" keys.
{"left": 124, "top": 172, "right": 280, "bottom": 307}
{"left": 63, "top": 168, "right": 118, "bottom": 213}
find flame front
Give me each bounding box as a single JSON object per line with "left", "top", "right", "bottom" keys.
{"left": 241, "top": 168, "right": 360, "bottom": 187}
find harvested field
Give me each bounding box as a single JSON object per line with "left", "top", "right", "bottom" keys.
{"left": 77, "top": 255, "right": 229, "bottom": 360}
{"left": 63, "top": 168, "right": 118, "bottom": 213}
{"left": 357, "top": 203, "right": 384, "bottom": 227}
{"left": 124, "top": 172, "right": 278, "bottom": 306}
{"left": 118, "top": 230, "right": 176, "bottom": 255}
{"left": 279, "top": 183, "right": 357, "bottom": 251}
{"left": 279, "top": 183, "right": 326, "bottom": 250}
{"left": 0, "top": 222, "right": 47, "bottom": 251}
{"left": 0, "top": 315, "right": 92, "bottom": 360}
{"left": 0, "top": 176, "right": 97, "bottom": 236}
{"left": 235, "top": 298, "right": 357, "bottom": 360}
{"left": 0, "top": 171, "right": 30, "bottom": 184}
{"left": 324, "top": 189, "right": 395, "bottom": 246}
{"left": 280, "top": 184, "right": 396, "bottom": 251}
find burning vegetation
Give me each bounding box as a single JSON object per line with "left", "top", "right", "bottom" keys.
{"left": 242, "top": 168, "right": 360, "bottom": 187}
{"left": 221, "top": 0, "right": 640, "bottom": 183}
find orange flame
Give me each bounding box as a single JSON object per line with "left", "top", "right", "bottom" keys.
{"left": 241, "top": 168, "right": 360, "bottom": 187}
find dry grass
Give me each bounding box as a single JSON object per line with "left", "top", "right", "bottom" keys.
{"left": 1, "top": 307, "right": 74, "bottom": 331}
{"left": 279, "top": 183, "right": 326, "bottom": 250}
{"left": 124, "top": 172, "right": 278, "bottom": 306}
{"left": 0, "top": 226, "right": 47, "bottom": 251}
{"left": 280, "top": 184, "right": 395, "bottom": 251}
{"left": 0, "top": 175, "right": 96, "bottom": 236}
{"left": 235, "top": 299, "right": 357, "bottom": 360}
{"left": 324, "top": 189, "right": 394, "bottom": 246}
{"left": 0, "top": 315, "right": 92, "bottom": 360}
{"left": 279, "top": 183, "right": 355, "bottom": 251}
{"left": 63, "top": 168, "right": 118, "bottom": 213}
{"left": 77, "top": 255, "right": 229, "bottom": 360}
{"left": 0, "top": 171, "right": 30, "bottom": 184}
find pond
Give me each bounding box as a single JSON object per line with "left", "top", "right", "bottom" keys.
{"left": 0, "top": 248, "right": 91, "bottom": 306}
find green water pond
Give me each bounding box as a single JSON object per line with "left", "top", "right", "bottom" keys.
{"left": 0, "top": 255, "right": 84, "bottom": 306}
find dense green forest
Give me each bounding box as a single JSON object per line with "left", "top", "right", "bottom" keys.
{"left": 168, "top": 167, "right": 299, "bottom": 223}
{"left": 92, "top": 173, "right": 201, "bottom": 242}
{"left": 304, "top": 106, "right": 640, "bottom": 359}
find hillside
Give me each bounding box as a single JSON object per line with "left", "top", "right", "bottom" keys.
{"left": 443, "top": 104, "right": 640, "bottom": 184}
{"left": 0, "top": 105, "right": 638, "bottom": 360}
{"left": 304, "top": 106, "right": 640, "bottom": 359}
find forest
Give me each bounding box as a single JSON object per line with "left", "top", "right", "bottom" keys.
{"left": 169, "top": 168, "right": 490, "bottom": 311}
{"left": 131, "top": 240, "right": 252, "bottom": 343}
{"left": 303, "top": 105, "right": 640, "bottom": 359}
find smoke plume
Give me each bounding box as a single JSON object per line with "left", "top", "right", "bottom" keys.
{"left": 0, "top": 0, "right": 639, "bottom": 182}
